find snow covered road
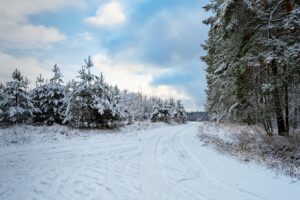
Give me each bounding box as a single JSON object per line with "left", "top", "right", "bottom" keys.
{"left": 0, "top": 122, "right": 299, "bottom": 200}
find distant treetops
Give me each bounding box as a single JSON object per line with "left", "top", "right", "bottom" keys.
{"left": 0, "top": 57, "right": 187, "bottom": 129}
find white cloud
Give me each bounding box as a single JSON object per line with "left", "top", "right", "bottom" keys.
{"left": 0, "top": 0, "right": 85, "bottom": 22}
{"left": 92, "top": 53, "right": 188, "bottom": 100}
{"left": 0, "top": 51, "right": 52, "bottom": 87}
{"left": 0, "top": 0, "right": 85, "bottom": 50}
{"left": 0, "top": 20, "right": 66, "bottom": 49}
{"left": 86, "top": 1, "right": 126, "bottom": 27}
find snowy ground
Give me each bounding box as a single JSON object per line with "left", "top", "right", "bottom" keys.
{"left": 0, "top": 122, "right": 299, "bottom": 200}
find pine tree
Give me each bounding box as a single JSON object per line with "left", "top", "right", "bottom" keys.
{"left": 63, "top": 57, "right": 96, "bottom": 128}
{"left": 31, "top": 74, "right": 46, "bottom": 123}
{"left": 31, "top": 65, "right": 65, "bottom": 125}
{"left": 118, "top": 90, "right": 135, "bottom": 124}
{"left": 202, "top": 0, "right": 300, "bottom": 135}
{"left": 1, "top": 58, "right": 188, "bottom": 128}
{"left": 0, "top": 83, "right": 6, "bottom": 123}
{"left": 151, "top": 99, "right": 172, "bottom": 123}
{"left": 63, "top": 57, "right": 124, "bottom": 129}
{"left": 174, "top": 100, "right": 187, "bottom": 123}
{"left": 45, "top": 64, "right": 65, "bottom": 125}
{"left": 44, "top": 65, "right": 65, "bottom": 124}
{"left": 0, "top": 69, "right": 35, "bottom": 124}
{"left": 92, "top": 76, "right": 124, "bottom": 128}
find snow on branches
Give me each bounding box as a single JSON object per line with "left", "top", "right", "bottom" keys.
{"left": 0, "top": 57, "right": 187, "bottom": 129}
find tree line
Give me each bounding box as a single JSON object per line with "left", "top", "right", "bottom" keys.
{"left": 202, "top": 0, "right": 300, "bottom": 136}
{"left": 0, "top": 57, "right": 186, "bottom": 129}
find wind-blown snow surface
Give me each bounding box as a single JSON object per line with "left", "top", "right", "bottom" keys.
{"left": 0, "top": 122, "right": 299, "bottom": 200}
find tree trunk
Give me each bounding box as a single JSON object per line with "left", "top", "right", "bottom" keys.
{"left": 271, "top": 61, "right": 286, "bottom": 136}
{"left": 283, "top": 64, "right": 290, "bottom": 135}
{"left": 284, "top": 0, "right": 293, "bottom": 15}
{"left": 284, "top": 77, "right": 289, "bottom": 135}
{"left": 263, "top": 117, "right": 273, "bottom": 135}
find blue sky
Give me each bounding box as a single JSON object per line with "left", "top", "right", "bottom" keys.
{"left": 0, "top": 0, "right": 210, "bottom": 111}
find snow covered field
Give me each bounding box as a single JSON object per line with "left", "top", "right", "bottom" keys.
{"left": 0, "top": 122, "right": 299, "bottom": 200}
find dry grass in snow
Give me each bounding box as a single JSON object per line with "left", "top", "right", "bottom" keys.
{"left": 199, "top": 122, "right": 300, "bottom": 179}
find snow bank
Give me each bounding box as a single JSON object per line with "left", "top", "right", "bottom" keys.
{"left": 0, "top": 122, "right": 168, "bottom": 147}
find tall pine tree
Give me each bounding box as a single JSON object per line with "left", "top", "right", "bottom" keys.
{"left": 203, "top": 0, "right": 300, "bottom": 135}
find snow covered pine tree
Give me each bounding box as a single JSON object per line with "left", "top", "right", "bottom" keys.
{"left": 202, "top": 0, "right": 300, "bottom": 135}
{"left": 0, "top": 57, "right": 187, "bottom": 128}
{"left": 151, "top": 98, "right": 186, "bottom": 123}
{"left": 31, "top": 65, "right": 65, "bottom": 125}
{"left": 63, "top": 57, "right": 124, "bottom": 129}
{"left": 0, "top": 69, "right": 35, "bottom": 125}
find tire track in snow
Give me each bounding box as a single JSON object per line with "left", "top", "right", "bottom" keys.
{"left": 1, "top": 123, "right": 297, "bottom": 200}
{"left": 159, "top": 124, "right": 209, "bottom": 199}
{"left": 139, "top": 127, "right": 172, "bottom": 200}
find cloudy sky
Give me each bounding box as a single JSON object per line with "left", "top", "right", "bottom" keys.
{"left": 0, "top": 0, "right": 210, "bottom": 111}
